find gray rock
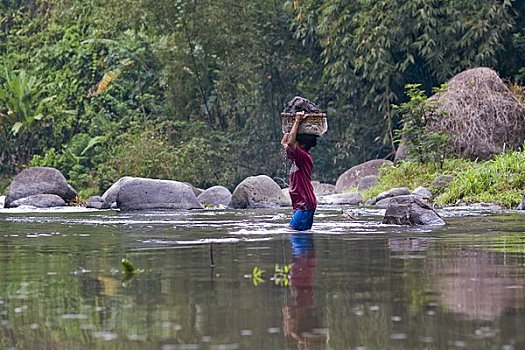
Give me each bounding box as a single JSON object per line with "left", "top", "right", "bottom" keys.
{"left": 318, "top": 192, "right": 362, "bottom": 205}
{"left": 364, "top": 198, "right": 376, "bottom": 206}
{"left": 230, "top": 175, "right": 287, "bottom": 209}
{"left": 375, "top": 187, "right": 411, "bottom": 202}
{"left": 102, "top": 176, "right": 133, "bottom": 207}
{"left": 464, "top": 202, "right": 503, "bottom": 211}
{"left": 375, "top": 197, "right": 393, "bottom": 208}
{"left": 281, "top": 188, "right": 292, "bottom": 206}
{"left": 183, "top": 182, "right": 204, "bottom": 197}
{"left": 5, "top": 167, "right": 77, "bottom": 208}
{"left": 357, "top": 175, "right": 379, "bottom": 191}
{"left": 117, "top": 177, "right": 203, "bottom": 211}
{"left": 335, "top": 159, "right": 393, "bottom": 193}
{"left": 430, "top": 175, "right": 454, "bottom": 189}
{"left": 197, "top": 186, "right": 232, "bottom": 207}
{"left": 86, "top": 196, "right": 109, "bottom": 210}
{"left": 412, "top": 186, "right": 433, "bottom": 200}
{"left": 312, "top": 181, "right": 336, "bottom": 196}
{"left": 382, "top": 195, "right": 445, "bottom": 226}
{"left": 10, "top": 194, "right": 66, "bottom": 208}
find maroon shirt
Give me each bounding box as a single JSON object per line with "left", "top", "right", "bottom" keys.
{"left": 287, "top": 146, "right": 317, "bottom": 210}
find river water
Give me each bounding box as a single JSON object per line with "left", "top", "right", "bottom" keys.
{"left": 1, "top": 205, "right": 525, "bottom": 349}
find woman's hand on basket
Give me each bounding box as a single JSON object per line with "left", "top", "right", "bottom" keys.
{"left": 295, "top": 111, "right": 307, "bottom": 123}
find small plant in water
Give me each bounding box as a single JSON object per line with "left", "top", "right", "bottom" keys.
{"left": 248, "top": 264, "right": 292, "bottom": 287}
{"left": 121, "top": 257, "right": 143, "bottom": 282}
{"left": 250, "top": 266, "right": 265, "bottom": 286}
{"left": 272, "top": 264, "right": 291, "bottom": 287}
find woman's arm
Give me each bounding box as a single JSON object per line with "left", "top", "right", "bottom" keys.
{"left": 281, "top": 133, "right": 290, "bottom": 149}
{"left": 286, "top": 112, "right": 306, "bottom": 151}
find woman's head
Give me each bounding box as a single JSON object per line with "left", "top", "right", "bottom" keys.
{"left": 296, "top": 134, "right": 318, "bottom": 152}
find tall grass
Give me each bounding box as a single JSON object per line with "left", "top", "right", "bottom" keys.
{"left": 437, "top": 150, "right": 525, "bottom": 208}
{"left": 363, "top": 150, "right": 525, "bottom": 208}
{"left": 362, "top": 159, "right": 472, "bottom": 199}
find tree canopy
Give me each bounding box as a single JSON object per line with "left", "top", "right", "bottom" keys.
{"left": 1, "top": 0, "right": 524, "bottom": 195}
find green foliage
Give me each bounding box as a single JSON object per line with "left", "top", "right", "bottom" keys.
{"left": 1, "top": 0, "right": 525, "bottom": 198}
{"left": 106, "top": 121, "right": 240, "bottom": 189}
{"left": 362, "top": 159, "right": 471, "bottom": 200}
{"left": 436, "top": 150, "right": 525, "bottom": 208}
{"left": 364, "top": 151, "right": 525, "bottom": 208}
{"left": 301, "top": 0, "right": 522, "bottom": 157}
{"left": 0, "top": 66, "right": 56, "bottom": 169}
{"left": 29, "top": 133, "right": 108, "bottom": 198}
{"left": 393, "top": 83, "right": 449, "bottom": 164}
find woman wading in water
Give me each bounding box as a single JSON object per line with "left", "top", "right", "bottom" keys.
{"left": 281, "top": 112, "right": 318, "bottom": 231}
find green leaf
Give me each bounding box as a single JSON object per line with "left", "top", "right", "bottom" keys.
{"left": 11, "top": 122, "right": 23, "bottom": 135}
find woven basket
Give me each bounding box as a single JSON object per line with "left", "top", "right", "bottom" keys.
{"left": 281, "top": 113, "right": 328, "bottom": 136}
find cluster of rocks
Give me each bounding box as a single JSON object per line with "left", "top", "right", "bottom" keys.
{"left": 1, "top": 160, "right": 452, "bottom": 226}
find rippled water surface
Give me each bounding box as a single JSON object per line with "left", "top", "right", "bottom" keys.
{"left": 1, "top": 206, "right": 525, "bottom": 349}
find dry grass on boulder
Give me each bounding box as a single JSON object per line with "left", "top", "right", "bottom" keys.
{"left": 429, "top": 67, "right": 525, "bottom": 159}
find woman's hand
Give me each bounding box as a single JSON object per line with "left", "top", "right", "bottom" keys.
{"left": 295, "top": 111, "right": 307, "bottom": 123}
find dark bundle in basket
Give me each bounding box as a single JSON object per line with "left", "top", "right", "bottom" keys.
{"left": 281, "top": 96, "right": 328, "bottom": 136}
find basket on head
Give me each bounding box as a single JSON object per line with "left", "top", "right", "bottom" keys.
{"left": 281, "top": 113, "right": 328, "bottom": 136}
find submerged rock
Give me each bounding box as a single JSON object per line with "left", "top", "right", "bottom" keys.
{"left": 382, "top": 195, "right": 445, "bottom": 226}
{"left": 117, "top": 177, "right": 203, "bottom": 211}
{"left": 230, "top": 175, "right": 287, "bottom": 209}
{"left": 5, "top": 167, "right": 77, "bottom": 208}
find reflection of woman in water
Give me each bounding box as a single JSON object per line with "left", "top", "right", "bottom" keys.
{"left": 283, "top": 233, "right": 328, "bottom": 349}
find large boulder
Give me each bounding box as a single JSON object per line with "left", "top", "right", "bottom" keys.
{"left": 230, "top": 175, "right": 287, "bottom": 209}
{"left": 382, "top": 195, "right": 445, "bottom": 226}
{"left": 312, "top": 181, "right": 336, "bottom": 196}
{"left": 101, "top": 176, "right": 133, "bottom": 208}
{"left": 116, "top": 177, "right": 203, "bottom": 211}
{"left": 5, "top": 167, "right": 77, "bottom": 208}
{"left": 335, "top": 160, "right": 393, "bottom": 193}
{"left": 10, "top": 194, "right": 66, "bottom": 208}
{"left": 281, "top": 188, "right": 292, "bottom": 206}
{"left": 357, "top": 175, "right": 379, "bottom": 191}
{"left": 197, "top": 186, "right": 232, "bottom": 208}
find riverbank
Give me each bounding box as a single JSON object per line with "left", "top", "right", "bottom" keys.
{"left": 362, "top": 152, "right": 525, "bottom": 209}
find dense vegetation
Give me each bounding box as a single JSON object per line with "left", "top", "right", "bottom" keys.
{"left": 1, "top": 0, "right": 524, "bottom": 200}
